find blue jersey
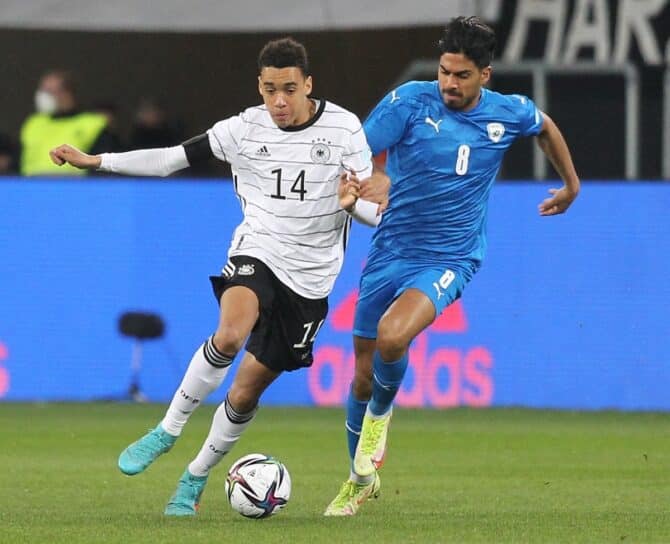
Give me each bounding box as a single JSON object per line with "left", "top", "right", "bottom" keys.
{"left": 363, "top": 81, "right": 543, "bottom": 268}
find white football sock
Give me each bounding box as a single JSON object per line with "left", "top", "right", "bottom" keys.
{"left": 188, "top": 395, "right": 257, "bottom": 477}
{"left": 160, "top": 336, "right": 233, "bottom": 436}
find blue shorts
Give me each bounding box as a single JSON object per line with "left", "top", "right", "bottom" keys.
{"left": 353, "top": 245, "right": 475, "bottom": 339}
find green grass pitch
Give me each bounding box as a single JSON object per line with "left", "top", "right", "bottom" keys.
{"left": 1, "top": 403, "right": 668, "bottom": 543}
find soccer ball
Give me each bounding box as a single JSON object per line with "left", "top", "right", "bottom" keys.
{"left": 225, "top": 453, "right": 291, "bottom": 518}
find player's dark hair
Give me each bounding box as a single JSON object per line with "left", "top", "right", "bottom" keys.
{"left": 437, "top": 16, "right": 496, "bottom": 69}
{"left": 258, "top": 38, "right": 310, "bottom": 76}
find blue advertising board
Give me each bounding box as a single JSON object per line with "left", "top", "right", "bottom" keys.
{"left": 0, "top": 178, "right": 668, "bottom": 410}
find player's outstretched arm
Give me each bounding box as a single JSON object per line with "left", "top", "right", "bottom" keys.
{"left": 536, "top": 113, "right": 580, "bottom": 216}
{"left": 50, "top": 144, "right": 101, "bottom": 170}
{"left": 50, "top": 142, "right": 192, "bottom": 177}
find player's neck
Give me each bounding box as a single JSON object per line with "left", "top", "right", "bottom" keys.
{"left": 297, "top": 98, "right": 316, "bottom": 125}
{"left": 460, "top": 91, "right": 483, "bottom": 113}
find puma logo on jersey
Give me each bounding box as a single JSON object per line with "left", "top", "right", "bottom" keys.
{"left": 425, "top": 116, "right": 442, "bottom": 133}
{"left": 390, "top": 90, "right": 401, "bottom": 103}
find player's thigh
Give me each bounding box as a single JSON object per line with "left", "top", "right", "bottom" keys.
{"left": 376, "top": 266, "right": 470, "bottom": 356}
{"left": 217, "top": 286, "right": 259, "bottom": 342}
{"left": 227, "top": 352, "right": 281, "bottom": 412}
{"left": 353, "top": 247, "right": 399, "bottom": 339}
{"left": 210, "top": 256, "right": 273, "bottom": 352}
{"left": 398, "top": 264, "right": 471, "bottom": 321}
{"left": 377, "top": 288, "right": 437, "bottom": 354}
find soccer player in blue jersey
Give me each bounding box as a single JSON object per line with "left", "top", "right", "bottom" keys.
{"left": 324, "top": 16, "right": 580, "bottom": 516}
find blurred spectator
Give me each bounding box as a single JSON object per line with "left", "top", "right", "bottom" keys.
{"left": 0, "top": 133, "right": 19, "bottom": 175}
{"left": 92, "top": 102, "right": 126, "bottom": 152}
{"left": 19, "top": 69, "right": 117, "bottom": 176}
{"left": 129, "top": 98, "right": 184, "bottom": 150}
{"left": 129, "top": 99, "right": 223, "bottom": 177}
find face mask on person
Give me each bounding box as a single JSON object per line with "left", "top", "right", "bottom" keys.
{"left": 34, "top": 90, "right": 58, "bottom": 114}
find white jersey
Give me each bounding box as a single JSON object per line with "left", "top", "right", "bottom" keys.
{"left": 207, "top": 99, "right": 373, "bottom": 299}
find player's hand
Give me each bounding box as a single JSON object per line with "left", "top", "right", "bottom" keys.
{"left": 360, "top": 170, "right": 390, "bottom": 213}
{"left": 338, "top": 172, "right": 360, "bottom": 212}
{"left": 49, "top": 144, "right": 101, "bottom": 170}
{"left": 538, "top": 185, "right": 579, "bottom": 216}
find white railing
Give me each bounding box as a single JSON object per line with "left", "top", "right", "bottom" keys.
{"left": 391, "top": 61, "right": 641, "bottom": 180}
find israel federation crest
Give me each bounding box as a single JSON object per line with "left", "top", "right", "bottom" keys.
{"left": 487, "top": 122, "right": 505, "bottom": 143}
{"left": 310, "top": 140, "right": 331, "bottom": 164}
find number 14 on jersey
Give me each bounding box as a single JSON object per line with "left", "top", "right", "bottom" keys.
{"left": 271, "top": 168, "right": 307, "bottom": 201}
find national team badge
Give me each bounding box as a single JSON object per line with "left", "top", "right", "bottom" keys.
{"left": 310, "top": 138, "right": 331, "bottom": 164}
{"left": 487, "top": 122, "right": 505, "bottom": 143}
{"left": 237, "top": 264, "right": 255, "bottom": 276}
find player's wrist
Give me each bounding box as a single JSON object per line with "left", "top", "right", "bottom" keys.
{"left": 346, "top": 198, "right": 380, "bottom": 227}
{"left": 343, "top": 196, "right": 358, "bottom": 213}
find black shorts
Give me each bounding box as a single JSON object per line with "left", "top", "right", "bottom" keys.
{"left": 210, "top": 256, "right": 328, "bottom": 373}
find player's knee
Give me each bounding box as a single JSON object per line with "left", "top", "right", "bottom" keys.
{"left": 227, "top": 386, "right": 259, "bottom": 414}
{"left": 376, "top": 317, "right": 409, "bottom": 361}
{"left": 213, "top": 323, "right": 245, "bottom": 355}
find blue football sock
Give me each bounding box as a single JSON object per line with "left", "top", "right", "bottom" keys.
{"left": 345, "top": 386, "right": 368, "bottom": 460}
{"left": 368, "top": 351, "right": 409, "bottom": 416}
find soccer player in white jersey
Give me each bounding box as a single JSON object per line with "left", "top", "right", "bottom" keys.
{"left": 50, "top": 37, "right": 388, "bottom": 516}
{"left": 324, "top": 17, "right": 581, "bottom": 516}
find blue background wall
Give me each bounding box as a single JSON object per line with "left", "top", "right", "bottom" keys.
{"left": 0, "top": 178, "right": 668, "bottom": 409}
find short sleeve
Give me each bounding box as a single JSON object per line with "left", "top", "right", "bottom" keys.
{"left": 363, "top": 87, "right": 413, "bottom": 156}
{"left": 514, "top": 94, "right": 544, "bottom": 137}
{"left": 342, "top": 120, "right": 373, "bottom": 178}
{"left": 206, "top": 114, "right": 245, "bottom": 163}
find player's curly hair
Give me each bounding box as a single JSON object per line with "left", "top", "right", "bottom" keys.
{"left": 258, "top": 37, "right": 310, "bottom": 76}
{"left": 438, "top": 16, "right": 496, "bottom": 69}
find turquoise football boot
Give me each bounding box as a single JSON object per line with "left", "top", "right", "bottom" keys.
{"left": 164, "top": 469, "right": 209, "bottom": 516}
{"left": 118, "top": 425, "right": 177, "bottom": 475}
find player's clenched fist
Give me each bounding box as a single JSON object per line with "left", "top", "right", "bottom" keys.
{"left": 49, "top": 144, "right": 101, "bottom": 170}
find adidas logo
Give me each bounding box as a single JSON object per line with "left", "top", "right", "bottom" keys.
{"left": 256, "top": 145, "right": 271, "bottom": 157}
